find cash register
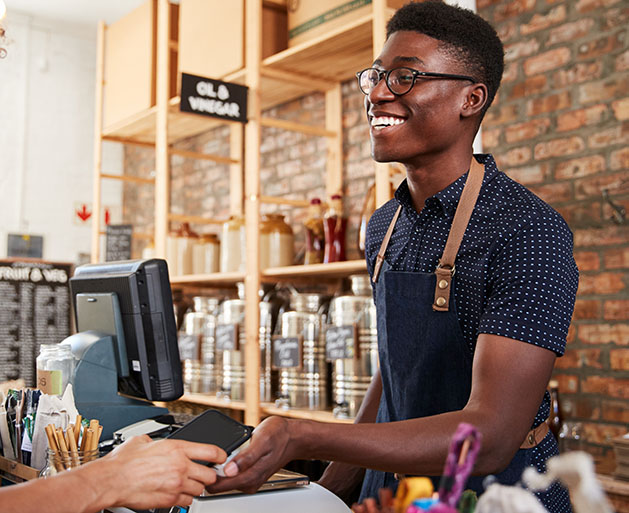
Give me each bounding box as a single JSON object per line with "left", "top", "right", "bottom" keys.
{"left": 61, "top": 259, "right": 182, "bottom": 439}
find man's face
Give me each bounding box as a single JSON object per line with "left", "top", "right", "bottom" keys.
{"left": 365, "top": 31, "right": 472, "bottom": 165}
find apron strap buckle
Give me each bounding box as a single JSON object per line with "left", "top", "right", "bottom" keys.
{"left": 433, "top": 263, "right": 455, "bottom": 312}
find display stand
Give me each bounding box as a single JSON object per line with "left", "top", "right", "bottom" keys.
{"left": 91, "top": 0, "right": 393, "bottom": 426}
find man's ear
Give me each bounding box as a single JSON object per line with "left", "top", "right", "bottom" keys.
{"left": 461, "top": 83, "right": 488, "bottom": 118}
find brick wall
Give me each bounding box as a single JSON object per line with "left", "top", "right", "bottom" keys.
{"left": 477, "top": 0, "right": 629, "bottom": 465}
{"left": 123, "top": 0, "right": 628, "bottom": 463}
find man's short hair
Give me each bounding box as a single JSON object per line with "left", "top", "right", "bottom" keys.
{"left": 387, "top": 1, "right": 504, "bottom": 116}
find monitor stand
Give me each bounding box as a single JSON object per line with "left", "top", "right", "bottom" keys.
{"left": 62, "top": 330, "right": 168, "bottom": 440}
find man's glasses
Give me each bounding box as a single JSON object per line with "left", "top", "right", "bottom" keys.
{"left": 356, "top": 67, "right": 476, "bottom": 96}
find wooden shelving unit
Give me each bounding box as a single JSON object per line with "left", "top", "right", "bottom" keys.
{"left": 91, "top": 0, "right": 391, "bottom": 427}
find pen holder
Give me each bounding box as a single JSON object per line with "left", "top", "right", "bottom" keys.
{"left": 40, "top": 448, "right": 101, "bottom": 477}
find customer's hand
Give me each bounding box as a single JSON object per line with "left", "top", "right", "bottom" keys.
{"left": 91, "top": 435, "right": 227, "bottom": 509}
{"left": 206, "top": 416, "right": 297, "bottom": 494}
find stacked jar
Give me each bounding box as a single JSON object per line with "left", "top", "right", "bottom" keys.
{"left": 260, "top": 213, "right": 294, "bottom": 269}
{"left": 328, "top": 275, "right": 378, "bottom": 419}
{"left": 36, "top": 344, "right": 76, "bottom": 396}
{"left": 275, "top": 293, "right": 329, "bottom": 411}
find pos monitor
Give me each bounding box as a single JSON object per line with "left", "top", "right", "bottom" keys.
{"left": 61, "top": 259, "right": 183, "bottom": 439}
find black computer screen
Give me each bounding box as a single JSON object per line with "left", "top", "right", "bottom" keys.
{"left": 69, "top": 259, "right": 183, "bottom": 402}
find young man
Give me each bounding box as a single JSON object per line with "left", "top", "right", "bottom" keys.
{"left": 208, "top": 3, "right": 578, "bottom": 512}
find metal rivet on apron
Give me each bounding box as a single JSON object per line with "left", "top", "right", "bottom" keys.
{"left": 436, "top": 297, "right": 446, "bottom": 307}
{"left": 438, "top": 279, "right": 449, "bottom": 289}
{"left": 528, "top": 433, "right": 535, "bottom": 445}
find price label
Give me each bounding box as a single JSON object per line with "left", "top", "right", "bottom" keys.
{"left": 325, "top": 325, "right": 357, "bottom": 361}
{"left": 272, "top": 336, "right": 302, "bottom": 369}
{"left": 216, "top": 324, "right": 239, "bottom": 351}
{"left": 177, "top": 333, "right": 200, "bottom": 361}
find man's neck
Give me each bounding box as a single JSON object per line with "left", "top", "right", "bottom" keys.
{"left": 404, "top": 149, "right": 475, "bottom": 214}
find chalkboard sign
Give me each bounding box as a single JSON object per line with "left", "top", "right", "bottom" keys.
{"left": 326, "top": 325, "right": 357, "bottom": 360}
{"left": 272, "top": 336, "right": 302, "bottom": 369}
{"left": 0, "top": 259, "right": 72, "bottom": 386}
{"left": 216, "top": 323, "right": 239, "bottom": 351}
{"left": 180, "top": 73, "right": 248, "bottom": 124}
{"left": 105, "top": 224, "right": 132, "bottom": 262}
{"left": 7, "top": 234, "right": 44, "bottom": 259}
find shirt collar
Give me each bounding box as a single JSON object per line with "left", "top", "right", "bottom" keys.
{"left": 394, "top": 154, "right": 499, "bottom": 216}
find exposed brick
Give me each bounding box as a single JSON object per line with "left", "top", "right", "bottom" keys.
{"left": 504, "top": 38, "right": 541, "bottom": 62}
{"left": 576, "top": 0, "right": 622, "bottom": 13}
{"left": 579, "top": 77, "right": 629, "bottom": 105}
{"left": 603, "top": 196, "right": 629, "bottom": 226}
{"left": 616, "top": 49, "right": 629, "bottom": 72}
{"left": 604, "top": 300, "right": 629, "bottom": 320}
{"left": 601, "top": 399, "right": 629, "bottom": 423}
{"left": 557, "top": 105, "right": 608, "bottom": 132}
{"left": 521, "top": 5, "right": 567, "bottom": 35}
{"left": 482, "top": 128, "right": 501, "bottom": 149}
{"left": 577, "top": 272, "right": 626, "bottom": 294}
{"left": 588, "top": 123, "right": 629, "bottom": 148}
{"left": 477, "top": 0, "right": 503, "bottom": 8}
{"left": 505, "top": 163, "right": 548, "bottom": 185}
{"left": 527, "top": 91, "right": 572, "bottom": 117}
{"left": 528, "top": 182, "right": 572, "bottom": 203}
{"left": 554, "top": 374, "right": 579, "bottom": 393}
{"left": 547, "top": 18, "right": 596, "bottom": 45}
{"left": 574, "top": 299, "right": 602, "bottom": 320}
{"left": 495, "top": 147, "right": 532, "bottom": 167}
{"left": 578, "top": 323, "right": 629, "bottom": 345}
{"left": 497, "top": 21, "right": 518, "bottom": 42}
{"left": 554, "top": 155, "right": 606, "bottom": 181}
{"left": 534, "top": 136, "right": 584, "bottom": 160}
{"left": 507, "top": 75, "right": 548, "bottom": 99}
{"left": 556, "top": 203, "right": 602, "bottom": 227}
{"left": 524, "top": 47, "right": 571, "bottom": 76}
{"left": 604, "top": 247, "right": 629, "bottom": 269}
{"left": 582, "top": 376, "right": 628, "bottom": 399}
{"left": 577, "top": 31, "right": 626, "bottom": 60}
{"left": 494, "top": 0, "right": 536, "bottom": 22}
{"left": 505, "top": 118, "right": 551, "bottom": 143}
{"left": 610, "top": 349, "right": 629, "bottom": 371}
{"left": 574, "top": 250, "right": 601, "bottom": 271}
{"left": 570, "top": 396, "right": 601, "bottom": 419}
{"left": 555, "top": 349, "right": 580, "bottom": 369}
{"left": 484, "top": 104, "right": 519, "bottom": 126}
{"left": 502, "top": 62, "right": 519, "bottom": 83}
{"left": 553, "top": 62, "right": 603, "bottom": 88}
{"left": 575, "top": 172, "right": 629, "bottom": 201}
{"left": 612, "top": 98, "right": 629, "bottom": 121}
{"left": 582, "top": 422, "right": 627, "bottom": 445}
{"left": 603, "top": 6, "right": 629, "bottom": 29}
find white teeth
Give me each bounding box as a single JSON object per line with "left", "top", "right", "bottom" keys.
{"left": 371, "top": 116, "right": 406, "bottom": 128}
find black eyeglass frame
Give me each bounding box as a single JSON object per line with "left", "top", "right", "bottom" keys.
{"left": 355, "top": 67, "right": 477, "bottom": 96}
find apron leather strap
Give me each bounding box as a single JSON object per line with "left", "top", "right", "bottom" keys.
{"left": 433, "top": 158, "right": 485, "bottom": 312}
{"left": 372, "top": 205, "right": 402, "bottom": 283}
{"left": 520, "top": 420, "right": 550, "bottom": 449}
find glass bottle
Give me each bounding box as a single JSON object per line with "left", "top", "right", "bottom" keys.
{"left": 40, "top": 448, "right": 100, "bottom": 477}
{"left": 304, "top": 198, "right": 325, "bottom": 264}
{"left": 323, "top": 194, "right": 347, "bottom": 263}
{"left": 36, "top": 344, "right": 75, "bottom": 396}
{"left": 548, "top": 379, "right": 563, "bottom": 442}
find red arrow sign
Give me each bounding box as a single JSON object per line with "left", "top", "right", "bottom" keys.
{"left": 76, "top": 204, "right": 92, "bottom": 222}
{"left": 104, "top": 207, "right": 111, "bottom": 225}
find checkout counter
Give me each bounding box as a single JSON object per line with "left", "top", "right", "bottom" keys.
{"left": 106, "top": 484, "right": 351, "bottom": 513}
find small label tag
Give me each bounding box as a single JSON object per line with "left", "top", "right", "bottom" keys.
{"left": 272, "top": 336, "right": 302, "bottom": 369}
{"left": 37, "top": 369, "right": 62, "bottom": 395}
{"left": 132, "top": 360, "right": 141, "bottom": 372}
{"left": 216, "top": 324, "right": 239, "bottom": 351}
{"left": 325, "top": 325, "right": 356, "bottom": 360}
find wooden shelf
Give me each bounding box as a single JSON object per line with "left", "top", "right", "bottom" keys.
{"left": 170, "top": 271, "right": 245, "bottom": 286}
{"left": 261, "top": 403, "right": 354, "bottom": 424}
{"left": 101, "top": 12, "right": 382, "bottom": 145}
{"left": 179, "top": 393, "right": 246, "bottom": 410}
{"left": 263, "top": 260, "right": 367, "bottom": 280}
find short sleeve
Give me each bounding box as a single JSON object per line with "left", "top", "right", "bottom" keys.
{"left": 478, "top": 212, "right": 579, "bottom": 355}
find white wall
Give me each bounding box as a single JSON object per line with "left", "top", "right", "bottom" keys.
{"left": 0, "top": 12, "right": 122, "bottom": 264}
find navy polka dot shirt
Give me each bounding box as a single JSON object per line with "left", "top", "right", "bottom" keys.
{"left": 365, "top": 154, "right": 578, "bottom": 512}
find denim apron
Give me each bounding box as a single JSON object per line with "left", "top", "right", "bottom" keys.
{"left": 360, "top": 158, "right": 546, "bottom": 501}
